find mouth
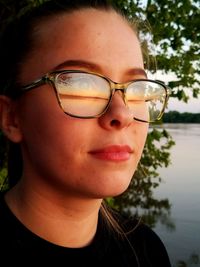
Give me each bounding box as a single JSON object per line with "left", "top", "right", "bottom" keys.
{"left": 89, "top": 145, "right": 133, "bottom": 161}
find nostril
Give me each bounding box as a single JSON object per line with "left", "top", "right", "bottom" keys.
{"left": 110, "top": 119, "right": 121, "bottom": 127}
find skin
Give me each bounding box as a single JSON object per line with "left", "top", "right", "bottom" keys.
{"left": 0, "top": 9, "right": 148, "bottom": 247}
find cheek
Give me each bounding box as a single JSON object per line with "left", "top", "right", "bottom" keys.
{"left": 134, "top": 122, "right": 148, "bottom": 156}
{"left": 18, "top": 90, "right": 87, "bottom": 166}
{"left": 18, "top": 87, "right": 68, "bottom": 140}
{"left": 19, "top": 107, "right": 92, "bottom": 192}
{"left": 20, "top": 111, "right": 83, "bottom": 159}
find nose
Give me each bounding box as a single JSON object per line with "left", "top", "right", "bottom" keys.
{"left": 98, "top": 90, "right": 133, "bottom": 130}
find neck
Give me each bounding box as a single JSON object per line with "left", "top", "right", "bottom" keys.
{"left": 5, "top": 182, "right": 102, "bottom": 248}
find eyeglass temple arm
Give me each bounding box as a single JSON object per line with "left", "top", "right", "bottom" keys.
{"left": 21, "top": 77, "right": 48, "bottom": 92}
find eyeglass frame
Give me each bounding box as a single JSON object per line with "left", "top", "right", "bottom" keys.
{"left": 18, "top": 69, "right": 171, "bottom": 123}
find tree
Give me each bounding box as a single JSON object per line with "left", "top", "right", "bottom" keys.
{"left": 115, "top": 0, "right": 200, "bottom": 102}
{"left": 163, "top": 111, "right": 200, "bottom": 123}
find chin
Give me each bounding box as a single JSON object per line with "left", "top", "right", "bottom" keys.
{"left": 106, "top": 184, "right": 130, "bottom": 198}
{"left": 94, "top": 175, "right": 133, "bottom": 199}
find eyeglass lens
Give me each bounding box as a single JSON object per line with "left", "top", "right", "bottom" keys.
{"left": 55, "top": 72, "right": 166, "bottom": 121}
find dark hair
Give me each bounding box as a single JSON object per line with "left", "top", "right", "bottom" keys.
{"left": 0, "top": 0, "right": 124, "bottom": 187}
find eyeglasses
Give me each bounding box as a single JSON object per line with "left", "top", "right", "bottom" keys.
{"left": 19, "top": 70, "right": 170, "bottom": 123}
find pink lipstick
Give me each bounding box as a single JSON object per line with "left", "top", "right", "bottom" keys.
{"left": 89, "top": 145, "right": 133, "bottom": 161}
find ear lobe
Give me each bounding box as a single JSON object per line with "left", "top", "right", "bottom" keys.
{"left": 0, "top": 96, "right": 23, "bottom": 143}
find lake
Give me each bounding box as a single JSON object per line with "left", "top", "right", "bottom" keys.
{"left": 152, "top": 124, "right": 200, "bottom": 267}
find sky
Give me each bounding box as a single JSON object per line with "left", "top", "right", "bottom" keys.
{"left": 148, "top": 71, "right": 200, "bottom": 113}
{"left": 166, "top": 96, "right": 200, "bottom": 113}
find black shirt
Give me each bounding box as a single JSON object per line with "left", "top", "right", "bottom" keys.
{"left": 0, "top": 194, "right": 171, "bottom": 267}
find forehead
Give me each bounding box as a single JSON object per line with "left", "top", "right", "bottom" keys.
{"left": 33, "top": 8, "right": 134, "bottom": 41}
{"left": 20, "top": 8, "right": 144, "bottom": 83}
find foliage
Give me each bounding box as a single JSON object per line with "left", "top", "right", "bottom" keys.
{"left": 0, "top": 168, "right": 8, "bottom": 192}
{"left": 114, "top": 0, "right": 200, "bottom": 103}
{"left": 175, "top": 253, "right": 200, "bottom": 267}
{"left": 163, "top": 111, "right": 200, "bottom": 123}
{"left": 0, "top": 132, "right": 8, "bottom": 191}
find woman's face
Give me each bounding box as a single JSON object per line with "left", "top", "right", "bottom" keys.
{"left": 16, "top": 9, "right": 148, "bottom": 199}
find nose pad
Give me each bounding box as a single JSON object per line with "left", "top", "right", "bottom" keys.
{"left": 107, "top": 89, "right": 129, "bottom": 115}
{"left": 114, "top": 89, "right": 127, "bottom": 106}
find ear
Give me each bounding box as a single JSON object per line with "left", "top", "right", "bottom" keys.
{"left": 0, "top": 96, "right": 23, "bottom": 143}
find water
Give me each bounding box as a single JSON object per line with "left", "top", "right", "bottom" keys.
{"left": 152, "top": 124, "right": 200, "bottom": 267}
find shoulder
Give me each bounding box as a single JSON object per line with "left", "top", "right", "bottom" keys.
{"left": 111, "top": 210, "right": 172, "bottom": 267}
{"left": 113, "top": 210, "right": 163, "bottom": 241}
{"left": 0, "top": 191, "right": 19, "bottom": 236}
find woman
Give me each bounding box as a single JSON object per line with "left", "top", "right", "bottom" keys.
{"left": 0, "top": 0, "right": 171, "bottom": 266}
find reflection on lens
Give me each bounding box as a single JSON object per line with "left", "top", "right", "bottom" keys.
{"left": 59, "top": 95, "right": 108, "bottom": 117}
{"left": 127, "top": 80, "right": 166, "bottom": 122}
{"left": 56, "top": 72, "right": 111, "bottom": 117}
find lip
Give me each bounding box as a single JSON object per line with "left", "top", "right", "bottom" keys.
{"left": 89, "top": 145, "right": 133, "bottom": 161}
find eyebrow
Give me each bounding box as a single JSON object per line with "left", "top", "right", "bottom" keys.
{"left": 126, "top": 68, "right": 147, "bottom": 78}
{"left": 53, "top": 59, "right": 147, "bottom": 78}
